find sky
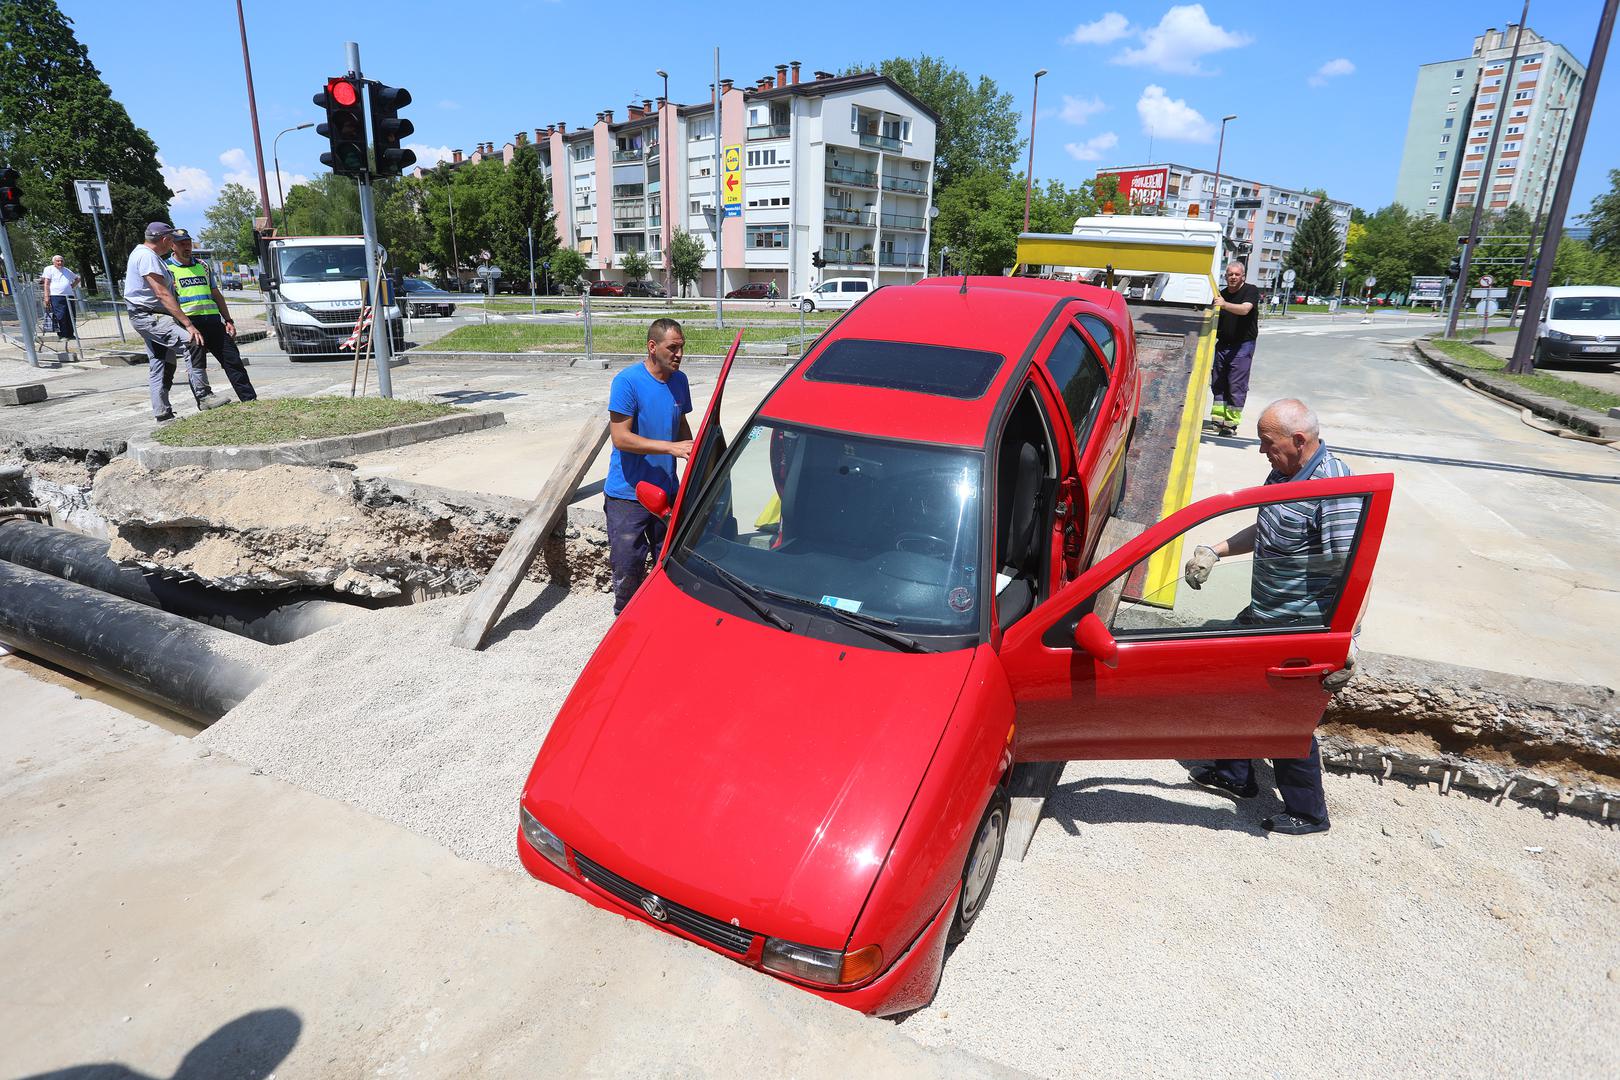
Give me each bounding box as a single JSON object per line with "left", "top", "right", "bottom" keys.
{"left": 56, "top": 0, "right": 1620, "bottom": 237}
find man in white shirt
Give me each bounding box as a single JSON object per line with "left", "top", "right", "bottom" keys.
{"left": 124, "top": 221, "right": 225, "bottom": 423}
{"left": 40, "top": 255, "right": 79, "bottom": 341}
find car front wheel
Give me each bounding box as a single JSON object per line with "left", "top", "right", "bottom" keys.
{"left": 800, "top": 298, "right": 815, "bottom": 313}
{"left": 948, "top": 786, "right": 1009, "bottom": 945}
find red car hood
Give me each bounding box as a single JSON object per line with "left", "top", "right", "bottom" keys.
{"left": 524, "top": 572, "right": 976, "bottom": 947}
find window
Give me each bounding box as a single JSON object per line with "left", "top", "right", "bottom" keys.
{"left": 1450, "top": 86, "right": 1461, "bottom": 95}
{"left": 1427, "top": 197, "right": 1440, "bottom": 206}
{"left": 1437, "top": 151, "right": 1448, "bottom": 160}
{"left": 687, "top": 116, "right": 715, "bottom": 141}
{"left": 851, "top": 105, "right": 859, "bottom": 132}
{"left": 746, "top": 195, "right": 791, "bottom": 208}
{"left": 1042, "top": 326, "right": 1110, "bottom": 454}
{"left": 1444, "top": 118, "right": 1454, "bottom": 128}
{"left": 746, "top": 224, "right": 786, "bottom": 248}
{"left": 1514, "top": 90, "right": 1534, "bottom": 100}
{"left": 689, "top": 199, "right": 705, "bottom": 215}
{"left": 747, "top": 148, "right": 779, "bottom": 167}
{"left": 1434, "top": 166, "right": 1445, "bottom": 175}
{"left": 1440, "top": 134, "right": 1451, "bottom": 144}
{"left": 1430, "top": 181, "right": 1443, "bottom": 191}
{"left": 1455, "top": 68, "right": 1465, "bottom": 77}
{"left": 1447, "top": 103, "right": 1458, "bottom": 112}
{"left": 570, "top": 143, "right": 594, "bottom": 161}
{"left": 806, "top": 339, "right": 1001, "bottom": 398}
{"left": 1076, "top": 314, "right": 1116, "bottom": 366}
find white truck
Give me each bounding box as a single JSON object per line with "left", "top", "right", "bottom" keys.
{"left": 256, "top": 234, "right": 403, "bottom": 359}
{"left": 1012, "top": 215, "right": 1225, "bottom": 305}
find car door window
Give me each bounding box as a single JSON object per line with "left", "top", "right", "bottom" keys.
{"left": 818, "top": 283, "right": 838, "bottom": 294}
{"left": 1076, "top": 313, "right": 1116, "bottom": 367}
{"left": 1042, "top": 326, "right": 1111, "bottom": 457}
{"left": 1106, "top": 494, "right": 1368, "bottom": 638}
{"left": 844, "top": 281, "right": 867, "bottom": 293}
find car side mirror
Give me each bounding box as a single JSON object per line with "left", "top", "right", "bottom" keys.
{"left": 1073, "top": 612, "right": 1119, "bottom": 668}
{"left": 635, "top": 481, "right": 671, "bottom": 521}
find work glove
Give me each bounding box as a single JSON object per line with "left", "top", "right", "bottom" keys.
{"left": 1322, "top": 654, "right": 1356, "bottom": 693}
{"left": 1184, "top": 545, "right": 1218, "bottom": 589}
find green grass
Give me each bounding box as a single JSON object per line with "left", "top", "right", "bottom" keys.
{"left": 1425, "top": 337, "right": 1620, "bottom": 413}
{"left": 429, "top": 322, "right": 811, "bottom": 354}
{"left": 153, "top": 396, "right": 464, "bottom": 446}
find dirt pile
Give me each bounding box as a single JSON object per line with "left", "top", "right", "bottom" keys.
{"left": 90, "top": 460, "right": 610, "bottom": 598}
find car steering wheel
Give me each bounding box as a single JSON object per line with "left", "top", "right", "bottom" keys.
{"left": 895, "top": 533, "right": 950, "bottom": 558}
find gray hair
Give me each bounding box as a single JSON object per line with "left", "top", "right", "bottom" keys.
{"left": 1225, "top": 261, "right": 1247, "bottom": 276}
{"left": 1262, "top": 398, "right": 1320, "bottom": 439}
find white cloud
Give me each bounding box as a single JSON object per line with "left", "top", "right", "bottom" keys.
{"left": 1065, "top": 132, "right": 1120, "bottom": 161}
{"left": 1059, "top": 94, "right": 1107, "bottom": 125}
{"left": 1113, "top": 4, "right": 1251, "bottom": 75}
{"left": 1308, "top": 58, "right": 1355, "bottom": 87}
{"left": 218, "top": 147, "right": 307, "bottom": 208}
{"left": 158, "top": 157, "right": 216, "bottom": 209}
{"left": 407, "top": 143, "right": 456, "bottom": 167}
{"left": 1136, "top": 85, "right": 1216, "bottom": 142}
{"left": 1066, "top": 12, "right": 1131, "bottom": 45}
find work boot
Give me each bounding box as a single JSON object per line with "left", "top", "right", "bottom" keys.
{"left": 1218, "top": 407, "right": 1241, "bottom": 436}
{"left": 153, "top": 412, "right": 176, "bottom": 427}
{"left": 196, "top": 392, "right": 232, "bottom": 412}
{"left": 1262, "top": 812, "right": 1330, "bottom": 836}
{"left": 1188, "top": 766, "right": 1258, "bottom": 800}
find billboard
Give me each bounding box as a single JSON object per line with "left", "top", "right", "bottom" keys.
{"left": 1411, "top": 275, "right": 1447, "bottom": 302}
{"left": 1101, "top": 167, "right": 1169, "bottom": 209}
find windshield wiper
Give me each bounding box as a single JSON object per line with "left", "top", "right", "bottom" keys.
{"left": 805, "top": 602, "right": 928, "bottom": 653}
{"left": 687, "top": 551, "right": 794, "bottom": 632}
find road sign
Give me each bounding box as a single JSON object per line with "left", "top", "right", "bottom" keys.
{"left": 476, "top": 263, "right": 503, "bottom": 279}
{"left": 1513, "top": 278, "right": 1533, "bottom": 287}
{"left": 73, "top": 179, "right": 111, "bottom": 214}
{"left": 1364, "top": 275, "right": 1377, "bottom": 288}
{"left": 722, "top": 145, "right": 742, "bottom": 218}
{"left": 1479, "top": 274, "right": 1494, "bottom": 288}
{"left": 1475, "top": 298, "right": 1500, "bottom": 316}
{"left": 1282, "top": 269, "right": 1296, "bottom": 286}
{"left": 1470, "top": 287, "right": 1508, "bottom": 299}
{"left": 1411, "top": 276, "right": 1447, "bottom": 302}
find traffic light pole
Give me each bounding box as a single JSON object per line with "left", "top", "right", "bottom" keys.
{"left": 346, "top": 41, "right": 394, "bottom": 398}
{"left": 0, "top": 219, "right": 40, "bottom": 367}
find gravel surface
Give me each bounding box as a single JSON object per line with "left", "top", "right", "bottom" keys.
{"left": 200, "top": 583, "right": 614, "bottom": 867}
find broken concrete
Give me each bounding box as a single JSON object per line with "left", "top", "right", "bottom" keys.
{"left": 89, "top": 460, "right": 610, "bottom": 598}
{"left": 0, "top": 382, "right": 47, "bottom": 405}
{"left": 130, "top": 409, "right": 507, "bottom": 471}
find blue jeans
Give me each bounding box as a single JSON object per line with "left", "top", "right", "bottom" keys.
{"left": 1214, "top": 736, "right": 1328, "bottom": 823}
{"left": 604, "top": 495, "right": 667, "bottom": 614}
{"left": 48, "top": 295, "right": 75, "bottom": 340}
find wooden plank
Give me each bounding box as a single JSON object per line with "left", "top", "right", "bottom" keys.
{"left": 449, "top": 412, "right": 611, "bottom": 651}
{"left": 1002, "top": 515, "right": 1147, "bottom": 862}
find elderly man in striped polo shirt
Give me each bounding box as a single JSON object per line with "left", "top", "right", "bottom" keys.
{"left": 1182, "top": 398, "right": 1360, "bottom": 835}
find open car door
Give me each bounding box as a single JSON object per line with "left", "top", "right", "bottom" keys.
{"left": 998, "top": 473, "right": 1393, "bottom": 762}
{"left": 650, "top": 331, "right": 742, "bottom": 558}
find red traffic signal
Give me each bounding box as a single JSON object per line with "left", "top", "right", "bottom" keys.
{"left": 0, "top": 167, "right": 24, "bottom": 223}
{"left": 315, "top": 77, "right": 368, "bottom": 177}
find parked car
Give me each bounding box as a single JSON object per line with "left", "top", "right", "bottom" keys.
{"left": 517, "top": 275, "right": 1393, "bottom": 1016}
{"left": 725, "top": 282, "right": 774, "bottom": 300}
{"left": 399, "top": 276, "right": 457, "bottom": 317}
{"left": 589, "top": 280, "right": 626, "bottom": 297}
{"left": 220, "top": 271, "right": 243, "bottom": 290}
{"left": 625, "top": 280, "right": 668, "bottom": 298}
{"left": 1533, "top": 285, "right": 1620, "bottom": 366}
{"left": 794, "top": 276, "right": 872, "bottom": 313}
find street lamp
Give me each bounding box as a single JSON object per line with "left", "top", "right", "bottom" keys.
{"left": 1210, "top": 113, "right": 1237, "bottom": 243}
{"left": 272, "top": 122, "right": 314, "bottom": 234}
{"left": 656, "top": 68, "right": 672, "bottom": 295}
{"left": 1022, "top": 69, "right": 1048, "bottom": 233}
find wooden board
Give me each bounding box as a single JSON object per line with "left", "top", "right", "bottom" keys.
{"left": 449, "top": 412, "right": 610, "bottom": 651}
{"left": 1002, "top": 515, "right": 1146, "bottom": 862}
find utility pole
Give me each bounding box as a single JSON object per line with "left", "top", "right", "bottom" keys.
{"left": 1447, "top": 2, "right": 1530, "bottom": 339}
{"left": 1511, "top": 105, "right": 1568, "bottom": 325}
{"left": 346, "top": 41, "right": 394, "bottom": 398}
{"left": 714, "top": 47, "right": 724, "bottom": 329}
{"left": 1210, "top": 114, "right": 1237, "bottom": 238}
{"left": 1511, "top": 0, "right": 1616, "bottom": 372}
{"left": 1023, "top": 69, "right": 1047, "bottom": 233}
{"left": 235, "top": 0, "right": 274, "bottom": 222}
{"left": 528, "top": 226, "right": 536, "bottom": 316}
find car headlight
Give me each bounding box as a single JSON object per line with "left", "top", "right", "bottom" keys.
{"left": 762, "top": 938, "right": 883, "bottom": 986}
{"left": 284, "top": 301, "right": 312, "bottom": 315}
{"left": 1546, "top": 328, "right": 1571, "bottom": 341}
{"left": 519, "top": 804, "right": 568, "bottom": 870}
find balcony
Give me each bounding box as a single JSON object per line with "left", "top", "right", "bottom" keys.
{"left": 881, "top": 212, "right": 927, "bottom": 231}
{"left": 824, "top": 206, "right": 876, "bottom": 227}
{"left": 613, "top": 148, "right": 644, "bottom": 163}
{"left": 879, "top": 251, "right": 925, "bottom": 269}
{"left": 881, "top": 173, "right": 928, "bottom": 196}
{"left": 748, "top": 123, "right": 791, "bottom": 140}
{"left": 826, "top": 164, "right": 878, "bottom": 189}
{"left": 860, "top": 132, "right": 902, "bottom": 153}
{"left": 824, "top": 248, "right": 875, "bottom": 267}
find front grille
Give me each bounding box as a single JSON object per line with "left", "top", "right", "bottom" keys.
{"left": 311, "top": 306, "right": 362, "bottom": 325}
{"left": 573, "top": 852, "right": 755, "bottom": 955}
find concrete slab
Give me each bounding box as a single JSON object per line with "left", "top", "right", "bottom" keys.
{"left": 0, "top": 382, "right": 47, "bottom": 405}
{"left": 130, "top": 409, "right": 508, "bottom": 471}
{"left": 0, "top": 668, "right": 1022, "bottom": 1080}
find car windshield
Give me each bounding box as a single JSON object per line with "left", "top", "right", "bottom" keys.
{"left": 1550, "top": 296, "right": 1620, "bottom": 321}
{"left": 278, "top": 245, "right": 367, "bottom": 283}
{"left": 672, "top": 421, "right": 983, "bottom": 641}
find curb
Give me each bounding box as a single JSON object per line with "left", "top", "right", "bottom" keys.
{"left": 1412, "top": 338, "right": 1620, "bottom": 440}
{"left": 401, "top": 349, "right": 800, "bottom": 368}
{"left": 129, "top": 409, "right": 507, "bottom": 471}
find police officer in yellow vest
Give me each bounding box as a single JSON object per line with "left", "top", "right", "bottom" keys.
{"left": 166, "top": 230, "right": 257, "bottom": 403}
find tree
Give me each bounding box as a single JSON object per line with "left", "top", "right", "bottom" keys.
{"left": 377, "top": 174, "right": 435, "bottom": 277}
{"left": 859, "top": 56, "right": 1022, "bottom": 193}
{"left": 280, "top": 174, "right": 361, "bottom": 237}
{"left": 0, "top": 0, "right": 174, "bottom": 292}
{"left": 1578, "top": 168, "right": 1620, "bottom": 258}
{"left": 1344, "top": 204, "right": 1453, "bottom": 300}
{"left": 668, "top": 230, "right": 706, "bottom": 296}
{"left": 550, "top": 247, "right": 588, "bottom": 290}
{"left": 619, "top": 249, "right": 650, "bottom": 282}
{"left": 200, "top": 183, "right": 260, "bottom": 265}
{"left": 1550, "top": 236, "right": 1620, "bottom": 287}
{"left": 1284, "top": 198, "right": 1345, "bottom": 296}
{"left": 930, "top": 170, "right": 1110, "bottom": 276}
{"left": 489, "top": 145, "right": 558, "bottom": 285}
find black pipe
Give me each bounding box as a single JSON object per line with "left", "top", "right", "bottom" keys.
{"left": 0, "top": 520, "right": 358, "bottom": 644}
{"left": 0, "top": 561, "right": 266, "bottom": 722}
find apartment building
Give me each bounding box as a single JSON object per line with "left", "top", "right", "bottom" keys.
{"left": 431, "top": 64, "right": 937, "bottom": 296}
{"left": 1095, "top": 163, "right": 1352, "bottom": 292}
{"left": 1393, "top": 24, "right": 1584, "bottom": 219}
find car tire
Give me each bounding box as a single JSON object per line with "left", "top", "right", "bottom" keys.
{"left": 948, "top": 785, "right": 1009, "bottom": 946}
{"left": 800, "top": 298, "right": 815, "bottom": 313}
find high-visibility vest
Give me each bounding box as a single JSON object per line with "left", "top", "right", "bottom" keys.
{"left": 167, "top": 259, "right": 220, "bottom": 317}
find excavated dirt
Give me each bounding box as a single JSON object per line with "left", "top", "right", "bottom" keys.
{"left": 89, "top": 460, "right": 610, "bottom": 598}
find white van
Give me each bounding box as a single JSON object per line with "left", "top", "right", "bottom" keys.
{"left": 795, "top": 277, "right": 872, "bottom": 313}
{"left": 260, "top": 235, "right": 403, "bottom": 359}
{"left": 1535, "top": 285, "right": 1620, "bottom": 366}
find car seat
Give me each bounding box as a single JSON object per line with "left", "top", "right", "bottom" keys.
{"left": 996, "top": 441, "right": 1042, "bottom": 626}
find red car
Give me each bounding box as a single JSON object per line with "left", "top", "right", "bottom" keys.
{"left": 589, "top": 280, "right": 626, "bottom": 297}
{"left": 518, "top": 277, "right": 1392, "bottom": 1015}
{"left": 725, "top": 282, "right": 774, "bottom": 300}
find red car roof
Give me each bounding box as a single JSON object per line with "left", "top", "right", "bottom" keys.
{"left": 759, "top": 278, "right": 1122, "bottom": 448}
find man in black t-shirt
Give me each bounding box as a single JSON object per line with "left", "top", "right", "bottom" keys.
{"left": 1209, "top": 261, "right": 1261, "bottom": 436}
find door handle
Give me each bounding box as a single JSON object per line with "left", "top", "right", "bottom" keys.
{"left": 1266, "top": 662, "right": 1337, "bottom": 678}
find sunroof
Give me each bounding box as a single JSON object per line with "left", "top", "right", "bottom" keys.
{"left": 804, "top": 339, "right": 1005, "bottom": 399}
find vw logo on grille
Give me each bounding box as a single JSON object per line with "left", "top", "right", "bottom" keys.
{"left": 640, "top": 894, "right": 669, "bottom": 921}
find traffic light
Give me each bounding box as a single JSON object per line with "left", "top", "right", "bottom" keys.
{"left": 368, "top": 83, "right": 416, "bottom": 178}
{"left": 315, "top": 76, "right": 368, "bottom": 177}
{"left": 811, "top": 248, "right": 825, "bottom": 270}
{"left": 1446, "top": 257, "right": 1462, "bottom": 281}
{"left": 0, "top": 168, "right": 24, "bottom": 222}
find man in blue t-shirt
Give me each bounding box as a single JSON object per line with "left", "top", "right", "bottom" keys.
{"left": 604, "top": 317, "right": 693, "bottom": 613}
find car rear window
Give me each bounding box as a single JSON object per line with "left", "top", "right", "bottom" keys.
{"left": 805, "top": 339, "right": 1005, "bottom": 399}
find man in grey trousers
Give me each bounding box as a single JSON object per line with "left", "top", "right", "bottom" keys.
{"left": 124, "top": 221, "right": 228, "bottom": 423}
